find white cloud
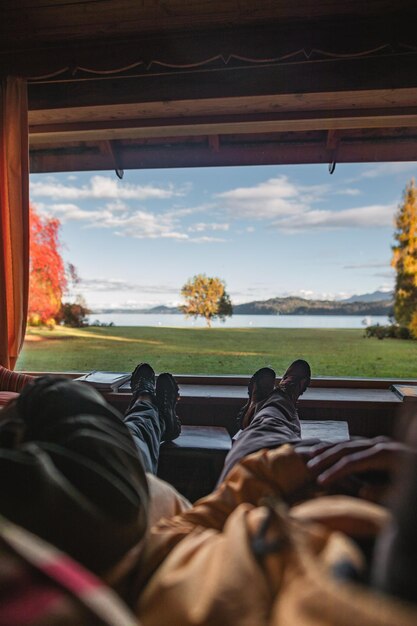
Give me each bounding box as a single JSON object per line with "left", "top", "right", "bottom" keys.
{"left": 31, "top": 175, "right": 188, "bottom": 201}
{"left": 343, "top": 261, "right": 394, "bottom": 280}
{"left": 105, "top": 200, "right": 129, "bottom": 212}
{"left": 280, "top": 289, "right": 351, "bottom": 301}
{"left": 37, "top": 200, "right": 227, "bottom": 243}
{"left": 216, "top": 176, "right": 308, "bottom": 219}
{"left": 188, "top": 222, "right": 229, "bottom": 232}
{"left": 188, "top": 236, "right": 227, "bottom": 243}
{"left": 343, "top": 261, "right": 390, "bottom": 269}
{"left": 164, "top": 204, "right": 214, "bottom": 218}
{"left": 336, "top": 188, "right": 361, "bottom": 196}
{"left": 271, "top": 203, "right": 396, "bottom": 233}
{"left": 80, "top": 277, "right": 180, "bottom": 294}
{"left": 374, "top": 270, "right": 395, "bottom": 279}
{"left": 111, "top": 211, "right": 188, "bottom": 240}
{"left": 44, "top": 203, "right": 104, "bottom": 222}
{"left": 32, "top": 170, "right": 401, "bottom": 244}
{"left": 214, "top": 176, "right": 364, "bottom": 226}
{"left": 300, "top": 183, "right": 330, "bottom": 201}
{"left": 359, "top": 162, "right": 417, "bottom": 179}
{"left": 377, "top": 283, "right": 395, "bottom": 292}
{"left": 36, "top": 201, "right": 188, "bottom": 239}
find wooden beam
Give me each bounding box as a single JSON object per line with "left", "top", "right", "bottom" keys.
{"left": 29, "top": 109, "right": 417, "bottom": 145}
{"left": 27, "top": 89, "right": 417, "bottom": 126}
{"left": 208, "top": 135, "right": 220, "bottom": 152}
{"left": 29, "top": 133, "right": 417, "bottom": 172}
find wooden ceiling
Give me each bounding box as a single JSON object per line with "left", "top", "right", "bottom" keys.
{"left": 2, "top": 1, "right": 415, "bottom": 46}
{"left": 2, "top": 1, "right": 417, "bottom": 172}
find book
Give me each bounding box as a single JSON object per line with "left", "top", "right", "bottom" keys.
{"left": 75, "top": 371, "right": 131, "bottom": 392}
{"left": 118, "top": 379, "right": 133, "bottom": 392}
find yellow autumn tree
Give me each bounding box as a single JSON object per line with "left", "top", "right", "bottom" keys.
{"left": 181, "top": 274, "right": 233, "bottom": 327}
{"left": 391, "top": 179, "right": 417, "bottom": 337}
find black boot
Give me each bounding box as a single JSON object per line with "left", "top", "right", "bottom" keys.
{"left": 156, "top": 373, "right": 181, "bottom": 441}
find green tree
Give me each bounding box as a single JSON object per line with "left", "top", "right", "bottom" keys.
{"left": 392, "top": 179, "right": 417, "bottom": 335}
{"left": 181, "top": 274, "right": 233, "bottom": 327}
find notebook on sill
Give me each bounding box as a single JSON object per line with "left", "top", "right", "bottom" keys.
{"left": 75, "top": 371, "right": 131, "bottom": 392}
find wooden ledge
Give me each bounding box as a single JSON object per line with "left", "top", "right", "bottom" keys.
{"left": 17, "top": 371, "right": 411, "bottom": 410}
{"left": 19, "top": 371, "right": 417, "bottom": 390}
{"left": 110, "top": 382, "right": 402, "bottom": 409}
{"left": 391, "top": 384, "right": 417, "bottom": 403}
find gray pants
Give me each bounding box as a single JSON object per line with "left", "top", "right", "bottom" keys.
{"left": 218, "top": 388, "right": 305, "bottom": 482}
{"left": 124, "top": 398, "right": 162, "bottom": 474}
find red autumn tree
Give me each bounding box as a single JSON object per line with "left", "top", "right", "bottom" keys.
{"left": 28, "top": 204, "right": 67, "bottom": 325}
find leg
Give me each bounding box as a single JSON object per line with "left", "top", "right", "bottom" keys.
{"left": 124, "top": 397, "right": 162, "bottom": 474}
{"left": 220, "top": 360, "right": 311, "bottom": 481}
{"left": 124, "top": 363, "right": 181, "bottom": 474}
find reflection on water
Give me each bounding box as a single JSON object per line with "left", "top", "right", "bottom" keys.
{"left": 87, "top": 313, "right": 390, "bottom": 329}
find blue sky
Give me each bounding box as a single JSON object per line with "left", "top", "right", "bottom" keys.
{"left": 29, "top": 161, "right": 417, "bottom": 311}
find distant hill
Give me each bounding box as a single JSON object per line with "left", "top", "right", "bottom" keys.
{"left": 93, "top": 305, "right": 181, "bottom": 314}
{"left": 146, "top": 305, "right": 181, "bottom": 314}
{"left": 232, "top": 295, "right": 393, "bottom": 316}
{"left": 341, "top": 290, "right": 393, "bottom": 304}
{"left": 94, "top": 292, "right": 394, "bottom": 316}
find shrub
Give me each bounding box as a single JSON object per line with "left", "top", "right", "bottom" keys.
{"left": 365, "top": 323, "right": 411, "bottom": 340}
{"left": 56, "top": 301, "right": 91, "bottom": 327}
{"left": 90, "top": 320, "right": 115, "bottom": 327}
{"left": 45, "top": 318, "right": 56, "bottom": 330}
{"left": 27, "top": 313, "right": 56, "bottom": 329}
{"left": 365, "top": 324, "right": 387, "bottom": 339}
{"left": 27, "top": 312, "right": 42, "bottom": 327}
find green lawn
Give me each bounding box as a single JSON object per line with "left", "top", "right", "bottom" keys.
{"left": 16, "top": 325, "right": 417, "bottom": 378}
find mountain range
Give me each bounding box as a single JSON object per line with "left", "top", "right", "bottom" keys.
{"left": 94, "top": 290, "right": 394, "bottom": 316}
{"left": 341, "top": 290, "right": 393, "bottom": 303}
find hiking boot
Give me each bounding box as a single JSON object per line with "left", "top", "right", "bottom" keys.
{"left": 156, "top": 373, "right": 181, "bottom": 441}
{"left": 130, "top": 363, "right": 156, "bottom": 400}
{"left": 278, "top": 359, "right": 311, "bottom": 404}
{"left": 237, "top": 366, "right": 276, "bottom": 429}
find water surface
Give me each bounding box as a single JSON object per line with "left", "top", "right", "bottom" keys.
{"left": 88, "top": 313, "right": 390, "bottom": 329}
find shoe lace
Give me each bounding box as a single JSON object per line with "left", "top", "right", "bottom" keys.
{"left": 133, "top": 375, "right": 153, "bottom": 392}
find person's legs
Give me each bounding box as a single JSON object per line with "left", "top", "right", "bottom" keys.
{"left": 124, "top": 363, "right": 180, "bottom": 474}
{"left": 236, "top": 366, "right": 276, "bottom": 430}
{"left": 219, "top": 360, "right": 311, "bottom": 482}
{"left": 124, "top": 397, "right": 162, "bottom": 474}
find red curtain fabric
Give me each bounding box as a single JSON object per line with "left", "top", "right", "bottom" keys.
{"left": 0, "top": 77, "right": 29, "bottom": 369}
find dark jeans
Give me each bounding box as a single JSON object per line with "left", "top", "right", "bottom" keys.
{"left": 124, "top": 398, "right": 163, "bottom": 474}
{"left": 219, "top": 388, "right": 308, "bottom": 483}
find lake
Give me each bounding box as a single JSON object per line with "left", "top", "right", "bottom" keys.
{"left": 87, "top": 313, "right": 390, "bottom": 329}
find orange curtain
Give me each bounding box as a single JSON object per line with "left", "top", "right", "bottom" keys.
{"left": 0, "top": 77, "right": 29, "bottom": 369}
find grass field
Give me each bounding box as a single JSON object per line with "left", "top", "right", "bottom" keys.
{"left": 16, "top": 325, "right": 417, "bottom": 378}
